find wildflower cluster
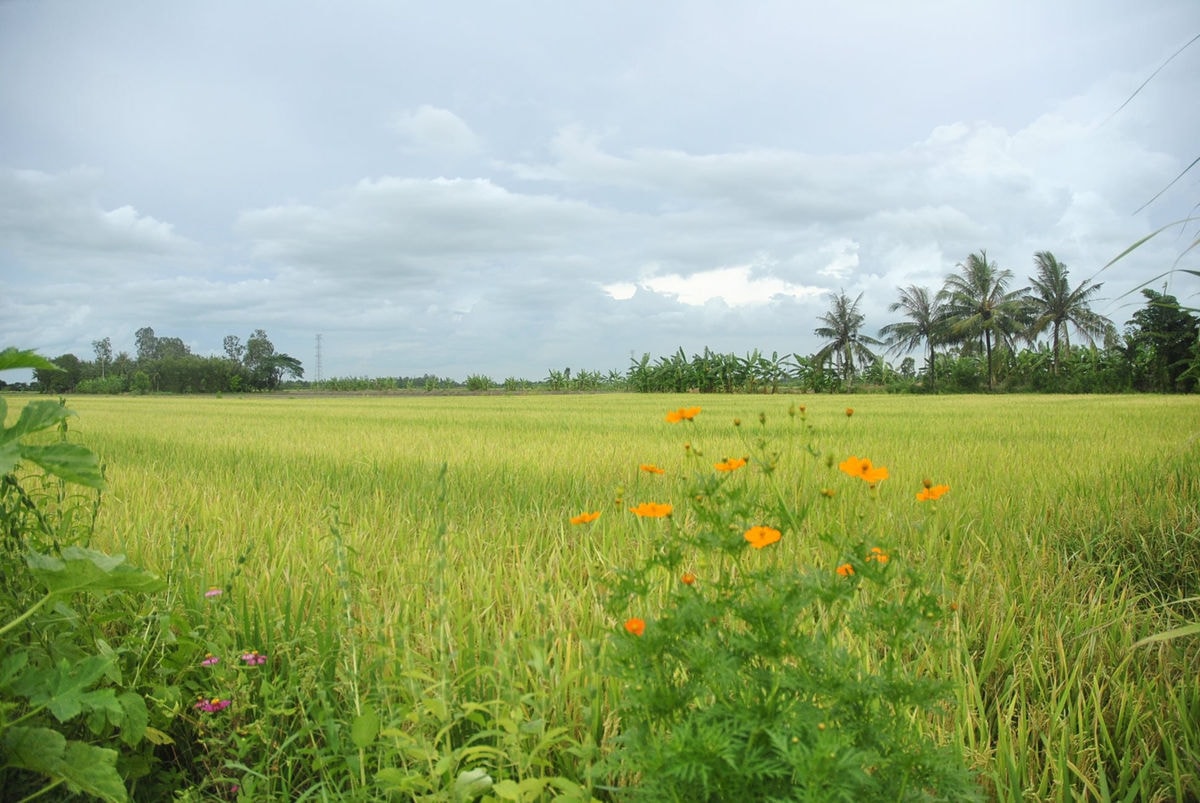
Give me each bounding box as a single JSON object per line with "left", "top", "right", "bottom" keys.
{"left": 600, "top": 405, "right": 976, "bottom": 800}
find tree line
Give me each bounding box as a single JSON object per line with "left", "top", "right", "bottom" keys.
{"left": 816, "top": 249, "right": 1197, "bottom": 393}
{"left": 15, "top": 327, "right": 304, "bottom": 394}
{"left": 5, "top": 250, "right": 1196, "bottom": 395}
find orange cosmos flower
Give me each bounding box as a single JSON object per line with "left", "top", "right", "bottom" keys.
{"left": 639, "top": 463, "right": 665, "bottom": 474}
{"left": 624, "top": 617, "right": 646, "bottom": 636}
{"left": 744, "top": 525, "right": 782, "bottom": 549}
{"left": 681, "top": 572, "right": 696, "bottom": 585}
{"left": 916, "top": 484, "right": 950, "bottom": 502}
{"left": 630, "top": 502, "right": 673, "bottom": 518}
{"left": 569, "top": 511, "right": 601, "bottom": 525}
{"left": 866, "top": 547, "right": 889, "bottom": 563}
{"left": 714, "top": 456, "right": 747, "bottom": 472}
{"left": 838, "top": 455, "right": 889, "bottom": 483}
{"left": 836, "top": 563, "right": 855, "bottom": 577}
{"left": 665, "top": 406, "right": 702, "bottom": 423}
{"left": 845, "top": 407, "right": 854, "bottom": 417}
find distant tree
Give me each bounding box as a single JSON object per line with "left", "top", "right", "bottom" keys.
{"left": 939, "top": 250, "right": 1031, "bottom": 390}
{"left": 1026, "top": 251, "right": 1115, "bottom": 375}
{"left": 135, "top": 327, "right": 158, "bottom": 362}
{"left": 156, "top": 337, "right": 190, "bottom": 360}
{"left": 879, "top": 285, "right": 945, "bottom": 391}
{"left": 92, "top": 337, "right": 113, "bottom": 378}
{"left": 223, "top": 335, "right": 246, "bottom": 363}
{"left": 1125, "top": 289, "right": 1199, "bottom": 392}
{"left": 33, "top": 353, "right": 82, "bottom": 393}
{"left": 813, "top": 291, "right": 881, "bottom": 386}
{"left": 243, "top": 329, "right": 275, "bottom": 389}
{"left": 242, "top": 330, "right": 302, "bottom": 389}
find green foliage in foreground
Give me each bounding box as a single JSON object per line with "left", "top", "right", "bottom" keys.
{"left": 0, "top": 358, "right": 166, "bottom": 801}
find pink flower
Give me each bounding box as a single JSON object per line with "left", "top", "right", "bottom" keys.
{"left": 204, "top": 587, "right": 223, "bottom": 598}
{"left": 201, "top": 653, "right": 220, "bottom": 667}
{"left": 194, "top": 697, "right": 231, "bottom": 713}
{"left": 241, "top": 650, "right": 267, "bottom": 666}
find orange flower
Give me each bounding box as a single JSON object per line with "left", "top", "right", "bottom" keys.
{"left": 681, "top": 572, "right": 696, "bottom": 585}
{"left": 665, "top": 406, "right": 702, "bottom": 423}
{"left": 866, "top": 547, "right": 889, "bottom": 563}
{"left": 838, "top": 455, "right": 889, "bottom": 484}
{"left": 569, "top": 511, "right": 601, "bottom": 525}
{"left": 630, "top": 502, "right": 673, "bottom": 518}
{"left": 744, "top": 525, "right": 782, "bottom": 549}
{"left": 639, "top": 463, "right": 665, "bottom": 474}
{"left": 714, "top": 456, "right": 747, "bottom": 472}
{"left": 624, "top": 617, "right": 646, "bottom": 636}
{"left": 916, "top": 484, "right": 950, "bottom": 502}
{"left": 836, "top": 563, "right": 855, "bottom": 577}
{"left": 845, "top": 407, "right": 854, "bottom": 417}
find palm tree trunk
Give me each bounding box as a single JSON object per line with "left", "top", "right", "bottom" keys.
{"left": 984, "top": 330, "right": 994, "bottom": 390}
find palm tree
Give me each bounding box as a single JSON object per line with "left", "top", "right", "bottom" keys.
{"left": 939, "top": 251, "right": 1030, "bottom": 390}
{"left": 1026, "top": 251, "right": 1115, "bottom": 375}
{"left": 813, "top": 291, "right": 881, "bottom": 387}
{"left": 879, "top": 285, "right": 945, "bottom": 391}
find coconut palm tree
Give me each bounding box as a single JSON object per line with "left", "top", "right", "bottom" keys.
{"left": 939, "top": 251, "right": 1031, "bottom": 390}
{"left": 879, "top": 285, "right": 945, "bottom": 391}
{"left": 1026, "top": 251, "right": 1116, "bottom": 375}
{"left": 813, "top": 291, "right": 881, "bottom": 387}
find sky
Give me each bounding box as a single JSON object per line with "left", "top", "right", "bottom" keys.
{"left": 2, "top": 0, "right": 1198, "bottom": 382}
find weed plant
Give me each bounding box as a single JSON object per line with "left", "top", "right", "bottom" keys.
{"left": 598, "top": 404, "right": 978, "bottom": 800}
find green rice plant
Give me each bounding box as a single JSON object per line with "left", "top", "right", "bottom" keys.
{"left": 3, "top": 391, "right": 1196, "bottom": 799}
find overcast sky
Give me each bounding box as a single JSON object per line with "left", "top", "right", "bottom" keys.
{"left": 2, "top": 1, "right": 1197, "bottom": 382}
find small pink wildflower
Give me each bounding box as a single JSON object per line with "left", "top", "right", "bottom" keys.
{"left": 194, "top": 697, "right": 231, "bottom": 713}
{"left": 204, "top": 587, "right": 223, "bottom": 598}
{"left": 240, "top": 650, "right": 267, "bottom": 666}
{"left": 201, "top": 653, "right": 220, "bottom": 667}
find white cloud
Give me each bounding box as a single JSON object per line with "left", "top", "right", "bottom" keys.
{"left": 639, "top": 265, "right": 823, "bottom": 307}
{"left": 0, "top": 167, "right": 193, "bottom": 267}
{"left": 391, "top": 105, "right": 482, "bottom": 156}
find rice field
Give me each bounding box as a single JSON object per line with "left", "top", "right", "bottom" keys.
{"left": 7, "top": 392, "right": 1200, "bottom": 800}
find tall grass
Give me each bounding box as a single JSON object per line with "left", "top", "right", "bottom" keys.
{"left": 8, "top": 392, "right": 1198, "bottom": 799}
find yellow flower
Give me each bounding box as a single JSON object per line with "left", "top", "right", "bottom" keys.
{"left": 639, "top": 463, "right": 666, "bottom": 474}
{"left": 916, "top": 484, "right": 950, "bottom": 502}
{"left": 744, "top": 525, "right": 782, "bottom": 549}
{"left": 569, "top": 511, "right": 601, "bottom": 525}
{"left": 630, "top": 502, "right": 673, "bottom": 518}
{"left": 820, "top": 488, "right": 835, "bottom": 498}
{"left": 714, "top": 456, "right": 747, "bottom": 472}
{"left": 836, "top": 563, "right": 855, "bottom": 577}
{"left": 665, "top": 406, "right": 702, "bottom": 423}
{"left": 838, "top": 455, "right": 889, "bottom": 484}
{"left": 624, "top": 617, "right": 646, "bottom": 636}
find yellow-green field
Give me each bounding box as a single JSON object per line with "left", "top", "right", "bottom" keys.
{"left": 5, "top": 392, "right": 1199, "bottom": 800}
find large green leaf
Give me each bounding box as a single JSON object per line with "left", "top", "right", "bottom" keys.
{"left": 1, "top": 399, "right": 76, "bottom": 444}
{"left": 26, "top": 547, "right": 165, "bottom": 596}
{"left": 2, "top": 726, "right": 128, "bottom": 802}
{"left": 10, "top": 655, "right": 113, "bottom": 721}
{"left": 19, "top": 442, "right": 106, "bottom": 489}
{"left": 0, "top": 438, "right": 20, "bottom": 477}
{"left": 0, "top": 347, "right": 62, "bottom": 373}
